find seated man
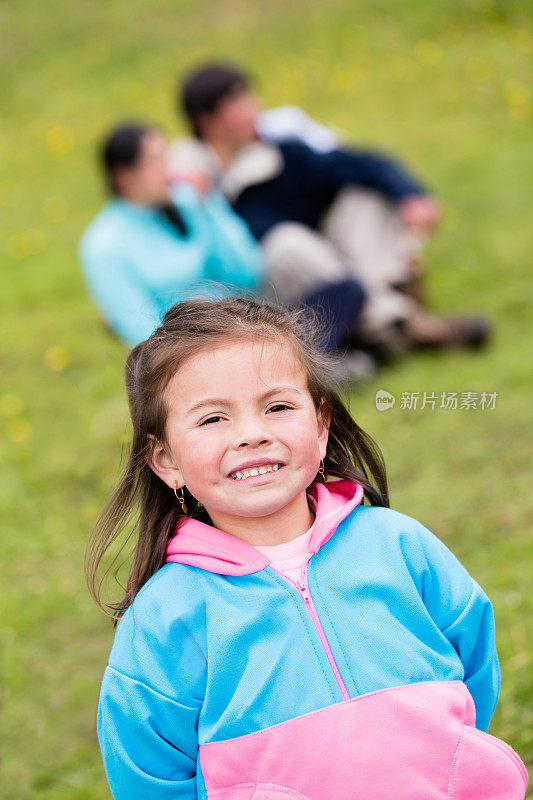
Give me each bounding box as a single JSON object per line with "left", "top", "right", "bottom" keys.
{"left": 79, "top": 122, "right": 373, "bottom": 383}
{"left": 170, "top": 62, "right": 489, "bottom": 355}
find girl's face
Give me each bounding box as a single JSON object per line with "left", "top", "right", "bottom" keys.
{"left": 149, "top": 338, "right": 330, "bottom": 535}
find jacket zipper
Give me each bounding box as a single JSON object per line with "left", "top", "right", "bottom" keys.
{"left": 270, "top": 561, "right": 351, "bottom": 701}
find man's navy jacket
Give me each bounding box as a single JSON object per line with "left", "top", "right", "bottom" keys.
{"left": 231, "top": 140, "right": 428, "bottom": 240}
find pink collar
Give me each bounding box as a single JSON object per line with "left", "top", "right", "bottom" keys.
{"left": 165, "top": 479, "right": 365, "bottom": 575}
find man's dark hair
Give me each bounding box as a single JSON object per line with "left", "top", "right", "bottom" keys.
{"left": 100, "top": 122, "right": 152, "bottom": 195}
{"left": 180, "top": 62, "right": 250, "bottom": 138}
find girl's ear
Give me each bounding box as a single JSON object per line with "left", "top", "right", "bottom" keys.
{"left": 146, "top": 434, "right": 184, "bottom": 489}
{"left": 317, "top": 399, "right": 331, "bottom": 459}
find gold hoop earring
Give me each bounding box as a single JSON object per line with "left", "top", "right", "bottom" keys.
{"left": 173, "top": 480, "right": 188, "bottom": 514}
{"left": 318, "top": 459, "right": 326, "bottom": 483}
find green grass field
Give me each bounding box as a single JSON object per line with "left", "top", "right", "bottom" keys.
{"left": 1, "top": 0, "right": 532, "bottom": 796}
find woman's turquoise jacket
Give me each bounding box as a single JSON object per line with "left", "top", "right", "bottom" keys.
{"left": 79, "top": 182, "right": 266, "bottom": 346}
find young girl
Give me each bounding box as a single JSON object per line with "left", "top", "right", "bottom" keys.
{"left": 88, "top": 297, "right": 528, "bottom": 800}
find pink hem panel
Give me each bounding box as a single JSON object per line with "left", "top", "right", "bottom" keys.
{"left": 199, "top": 680, "right": 527, "bottom": 800}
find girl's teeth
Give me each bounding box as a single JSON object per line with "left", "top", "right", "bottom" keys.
{"left": 231, "top": 463, "right": 282, "bottom": 480}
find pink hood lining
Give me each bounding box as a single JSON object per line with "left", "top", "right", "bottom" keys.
{"left": 165, "top": 479, "right": 365, "bottom": 576}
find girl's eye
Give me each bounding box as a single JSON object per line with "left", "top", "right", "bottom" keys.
{"left": 200, "top": 405, "right": 292, "bottom": 425}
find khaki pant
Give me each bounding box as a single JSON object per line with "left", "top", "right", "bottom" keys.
{"left": 260, "top": 188, "right": 426, "bottom": 342}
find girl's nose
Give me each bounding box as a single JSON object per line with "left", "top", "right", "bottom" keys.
{"left": 233, "top": 425, "right": 272, "bottom": 450}
{"left": 237, "top": 437, "right": 269, "bottom": 448}
{"left": 232, "top": 414, "right": 274, "bottom": 449}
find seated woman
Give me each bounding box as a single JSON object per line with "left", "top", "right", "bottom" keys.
{"left": 79, "top": 123, "right": 267, "bottom": 347}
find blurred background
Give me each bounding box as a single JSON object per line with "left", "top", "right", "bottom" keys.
{"left": 1, "top": 0, "right": 532, "bottom": 797}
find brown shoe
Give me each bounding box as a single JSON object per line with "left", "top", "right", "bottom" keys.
{"left": 402, "top": 312, "right": 491, "bottom": 349}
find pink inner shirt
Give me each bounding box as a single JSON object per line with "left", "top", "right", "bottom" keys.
{"left": 253, "top": 499, "right": 317, "bottom": 584}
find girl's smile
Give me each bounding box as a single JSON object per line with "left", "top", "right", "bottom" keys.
{"left": 149, "top": 337, "right": 330, "bottom": 545}
{"left": 229, "top": 461, "right": 285, "bottom": 482}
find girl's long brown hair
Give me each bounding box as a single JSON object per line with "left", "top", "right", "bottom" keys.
{"left": 85, "top": 296, "right": 389, "bottom": 626}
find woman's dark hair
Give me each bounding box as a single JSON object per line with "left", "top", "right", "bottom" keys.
{"left": 180, "top": 62, "right": 251, "bottom": 138}
{"left": 85, "top": 296, "right": 389, "bottom": 626}
{"left": 100, "top": 122, "right": 152, "bottom": 195}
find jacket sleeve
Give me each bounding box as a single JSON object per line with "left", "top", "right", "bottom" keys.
{"left": 97, "top": 666, "right": 201, "bottom": 799}
{"left": 408, "top": 519, "right": 501, "bottom": 732}
{"left": 299, "top": 143, "right": 429, "bottom": 202}
{"left": 97, "top": 587, "right": 207, "bottom": 799}
{"left": 79, "top": 239, "right": 160, "bottom": 347}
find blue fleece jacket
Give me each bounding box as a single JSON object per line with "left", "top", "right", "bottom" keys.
{"left": 95, "top": 480, "right": 528, "bottom": 800}
{"left": 79, "top": 183, "right": 265, "bottom": 346}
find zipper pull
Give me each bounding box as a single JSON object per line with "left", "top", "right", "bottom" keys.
{"left": 297, "top": 579, "right": 310, "bottom": 603}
